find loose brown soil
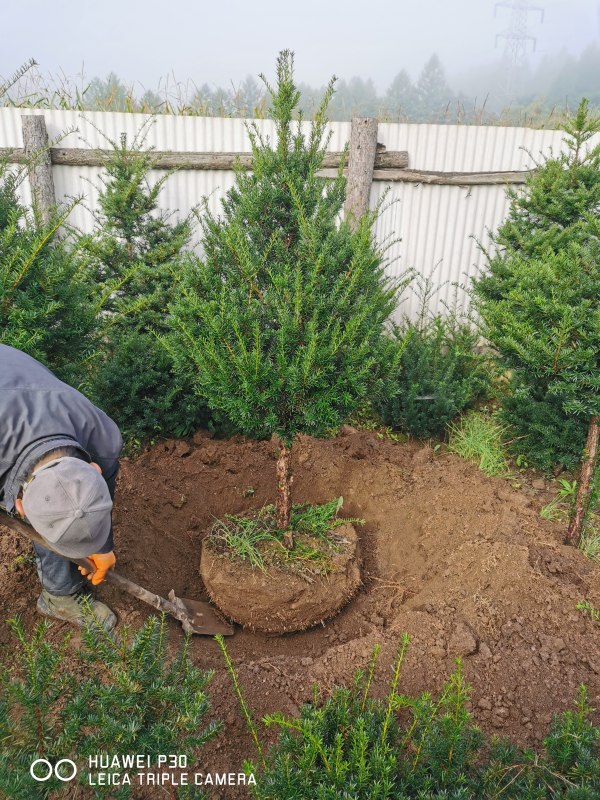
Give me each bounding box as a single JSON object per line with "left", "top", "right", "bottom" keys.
{"left": 200, "top": 523, "right": 361, "bottom": 633}
{"left": 1, "top": 428, "right": 600, "bottom": 799}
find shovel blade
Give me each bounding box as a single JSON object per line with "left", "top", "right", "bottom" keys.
{"left": 168, "top": 591, "right": 234, "bottom": 636}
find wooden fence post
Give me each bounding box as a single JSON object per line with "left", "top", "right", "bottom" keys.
{"left": 21, "top": 115, "right": 56, "bottom": 226}
{"left": 343, "top": 118, "right": 378, "bottom": 231}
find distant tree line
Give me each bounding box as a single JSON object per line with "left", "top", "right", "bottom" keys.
{"left": 2, "top": 45, "right": 600, "bottom": 126}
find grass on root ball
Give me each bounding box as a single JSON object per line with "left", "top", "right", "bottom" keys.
{"left": 207, "top": 497, "right": 364, "bottom": 576}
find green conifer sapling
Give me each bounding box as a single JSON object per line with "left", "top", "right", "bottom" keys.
{"left": 0, "top": 165, "right": 95, "bottom": 384}
{"left": 168, "top": 52, "right": 398, "bottom": 545}
{"left": 81, "top": 126, "right": 208, "bottom": 440}
{"left": 473, "top": 100, "right": 600, "bottom": 544}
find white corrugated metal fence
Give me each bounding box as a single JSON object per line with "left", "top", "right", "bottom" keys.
{"left": 1, "top": 109, "right": 592, "bottom": 321}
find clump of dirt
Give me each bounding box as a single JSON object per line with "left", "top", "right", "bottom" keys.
{"left": 1, "top": 428, "right": 600, "bottom": 799}
{"left": 200, "top": 522, "right": 361, "bottom": 633}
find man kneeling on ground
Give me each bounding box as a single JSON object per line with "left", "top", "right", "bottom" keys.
{"left": 0, "top": 344, "right": 122, "bottom": 631}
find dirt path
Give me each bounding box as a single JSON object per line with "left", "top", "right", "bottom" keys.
{"left": 1, "top": 429, "right": 599, "bottom": 798}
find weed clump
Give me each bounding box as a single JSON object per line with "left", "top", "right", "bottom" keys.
{"left": 577, "top": 599, "right": 600, "bottom": 624}
{"left": 448, "top": 411, "right": 513, "bottom": 477}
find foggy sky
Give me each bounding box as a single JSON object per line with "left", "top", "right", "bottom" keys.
{"left": 2, "top": 0, "right": 598, "bottom": 93}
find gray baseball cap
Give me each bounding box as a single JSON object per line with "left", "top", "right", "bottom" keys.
{"left": 22, "top": 457, "right": 113, "bottom": 558}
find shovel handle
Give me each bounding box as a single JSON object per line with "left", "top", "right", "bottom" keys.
{"left": 0, "top": 511, "right": 179, "bottom": 617}
{"left": 102, "top": 570, "right": 179, "bottom": 616}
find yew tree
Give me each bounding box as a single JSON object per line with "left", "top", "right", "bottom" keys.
{"left": 0, "top": 167, "right": 95, "bottom": 385}
{"left": 80, "top": 130, "right": 208, "bottom": 440}
{"left": 168, "top": 52, "right": 398, "bottom": 543}
{"left": 472, "top": 100, "right": 600, "bottom": 544}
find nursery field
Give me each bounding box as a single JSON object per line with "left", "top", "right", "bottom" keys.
{"left": 1, "top": 428, "right": 598, "bottom": 798}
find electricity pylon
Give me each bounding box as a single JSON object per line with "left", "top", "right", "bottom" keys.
{"left": 495, "top": 1, "right": 544, "bottom": 96}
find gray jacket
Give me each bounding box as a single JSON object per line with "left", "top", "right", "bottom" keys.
{"left": 0, "top": 345, "right": 123, "bottom": 514}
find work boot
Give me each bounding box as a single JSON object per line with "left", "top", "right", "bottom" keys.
{"left": 37, "top": 588, "right": 117, "bottom": 631}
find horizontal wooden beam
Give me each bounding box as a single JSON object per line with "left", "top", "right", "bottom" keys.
{"left": 372, "top": 168, "right": 531, "bottom": 185}
{"left": 0, "top": 145, "right": 531, "bottom": 184}
{"left": 0, "top": 146, "right": 409, "bottom": 171}
{"left": 318, "top": 167, "right": 531, "bottom": 184}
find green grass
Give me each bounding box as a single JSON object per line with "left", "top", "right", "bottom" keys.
{"left": 577, "top": 599, "right": 600, "bottom": 624}
{"left": 540, "top": 470, "right": 599, "bottom": 566}
{"left": 12, "top": 552, "right": 36, "bottom": 568}
{"left": 540, "top": 478, "right": 578, "bottom": 521}
{"left": 207, "top": 498, "right": 364, "bottom": 576}
{"left": 579, "top": 528, "right": 600, "bottom": 565}
{"left": 447, "top": 411, "right": 513, "bottom": 478}
{"left": 579, "top": 472, "right": 600, "bottom": 563}
{"left": 209, "top": 510, "right": 277, "bottom": 571}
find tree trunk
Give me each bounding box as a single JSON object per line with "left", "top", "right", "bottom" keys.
{"left": 566, "top": 415, "right": 599, "bottom": 545}
{"left": 276, "top": 440, "right": 294, "bottom": 548}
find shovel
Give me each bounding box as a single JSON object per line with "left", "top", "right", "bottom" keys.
{"left": 0, "top": 510, "right": 234, "bottom": 636}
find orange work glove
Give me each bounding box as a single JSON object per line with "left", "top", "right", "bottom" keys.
{"left": 78, "top": 551, "right": 117, "bottom": 585}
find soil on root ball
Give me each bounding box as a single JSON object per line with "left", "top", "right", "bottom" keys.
{"left": 1, "top": 429, "right": 600, "bottom": 799}
{"left": 200, "top": 522, "right": 361, "bottom": 633}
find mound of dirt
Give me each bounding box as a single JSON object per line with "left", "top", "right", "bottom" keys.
{"left": 2, "top": 429, "right": 599, "bottom": 798}
{"left": 200, "top": 523, "right": 361, "bottom": 633}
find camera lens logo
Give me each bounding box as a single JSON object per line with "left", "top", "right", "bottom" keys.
{"left": 30, "top": 759, "right": 78, "bottom": 782}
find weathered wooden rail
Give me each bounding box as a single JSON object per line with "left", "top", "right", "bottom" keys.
{"left": 3, "top": 114, "right": 532, "bottom": 229}
{"left": 0, "top": 144, "right": 409, "bottom": 171}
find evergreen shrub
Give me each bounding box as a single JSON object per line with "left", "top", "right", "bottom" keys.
{"left": 167, "top": 51, "right": 399, "bottom": 537}
{"left": 375, "top": 314, "right": 491, "bottom": 439}
{"left": 218, "top": 635, "right": 600, "bottom": 799}
{"left": 501, "top": 385, "right": 588, "bottom": 472}
{"left": 80, "top": 128, "right": 210, "bottom": 441}
{"left": 0, "top": 165, "right": 96, "bottom": 384}
{"left": 472, "top": 100, "right": 600, "bottom": 472}
{"left": 0, "top": 614, "right": 217, "bottom": 800}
